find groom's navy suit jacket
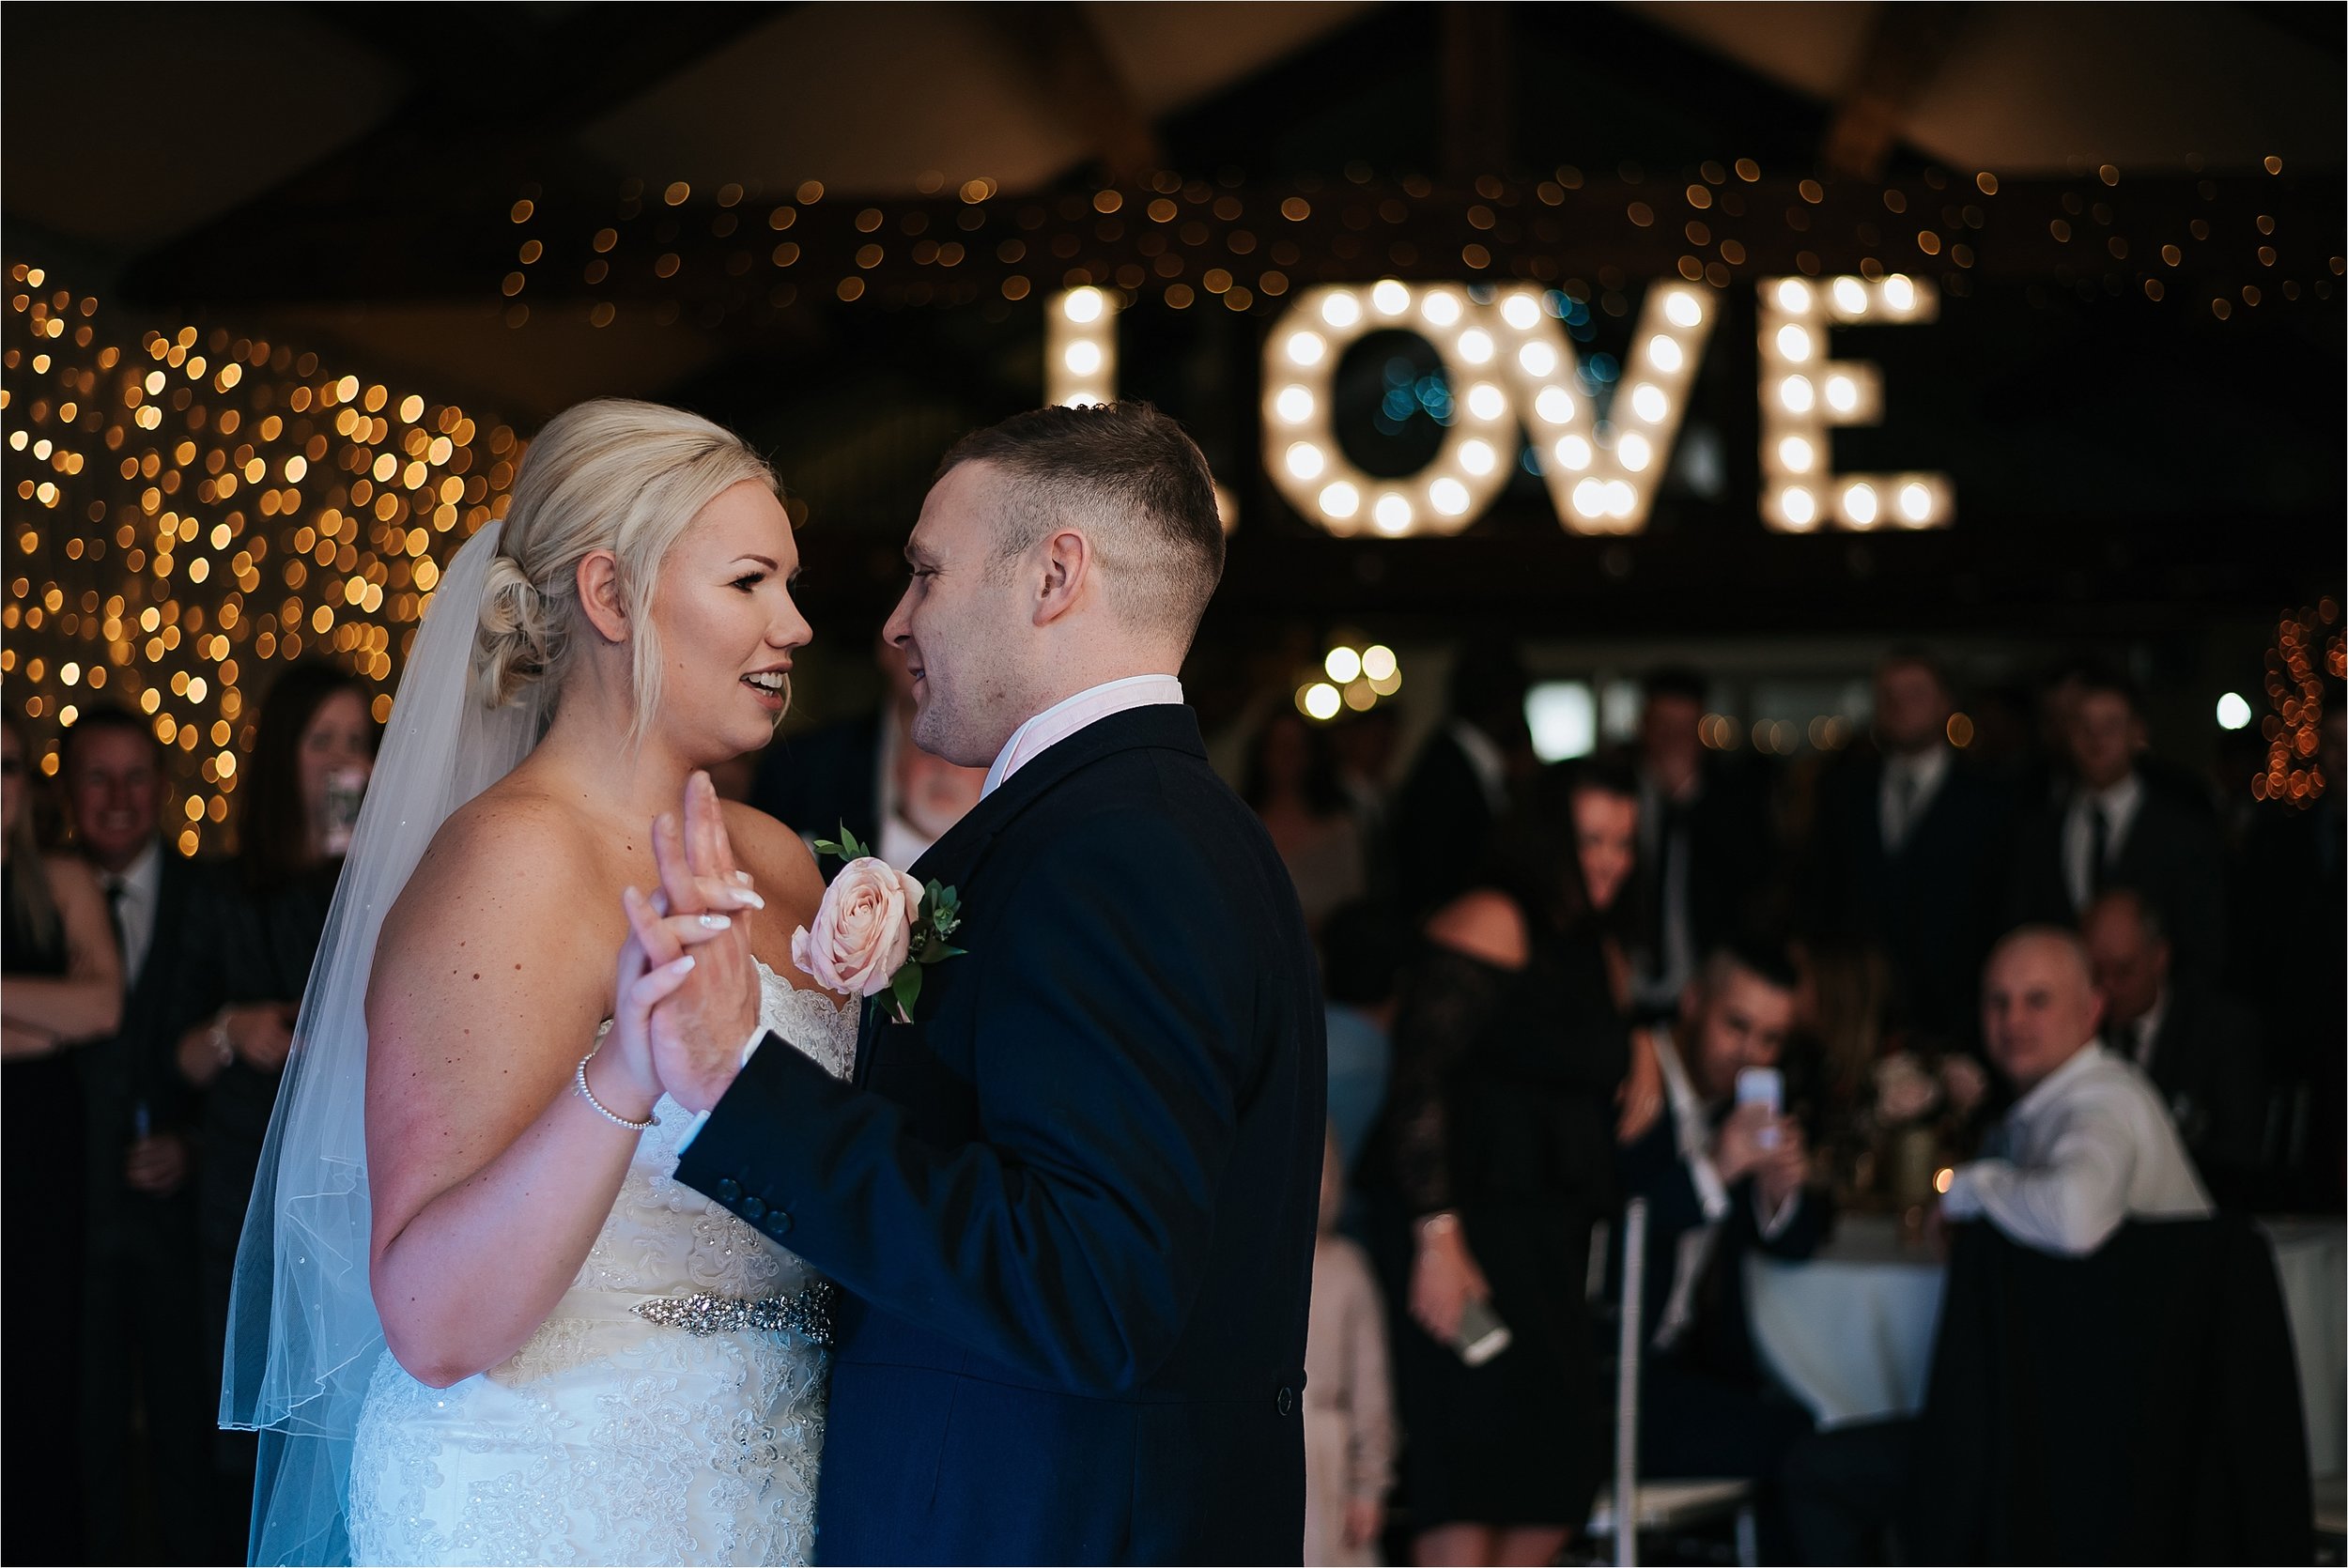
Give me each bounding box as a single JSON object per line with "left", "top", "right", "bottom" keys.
{"left": 676, "top": 704, "right": 1326, "bottom": 1564}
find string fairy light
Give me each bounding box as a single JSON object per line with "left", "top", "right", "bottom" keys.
{"left": 2, "top": 261, "right": 516, "bottom": 855}
{"left": 2250, "top": 598, "right": 2341, "bottom": 808}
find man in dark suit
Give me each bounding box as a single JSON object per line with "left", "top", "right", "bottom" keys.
{"left": 1622, "top": 669, "right": 1776, "bottom": 1021}
{"left": 2009, "top": 669, "right": 2225, "bottom": 980}
{"left": 1388, "top": 640, "right": 1527, "bottom": 918}
{"left": 2081, "top": 888, "right": 2266, "bottom": 1205}
{"left": 59, "top": 707, "right": 218, "bottom": 1562}
{"left": 645, "top": 402, "right": 1324, "bottom": 1564}
{"left": 1803, "top": 651, "right": 2012, "bottom": 1045}
{"left": 1613, "top": 943, "right": 1828, "bottom": 1488}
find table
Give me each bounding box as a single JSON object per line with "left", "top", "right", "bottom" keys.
{"left": 1744, "top": 1214, "right": 1943, "bottom": 1430}
{"left": 1745, "top": 1212, "right": 2348, "bottom": 1471}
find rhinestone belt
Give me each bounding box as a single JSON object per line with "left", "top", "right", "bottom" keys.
{"left": 630, "top": 1281, "right": 837, "bottom": 1346}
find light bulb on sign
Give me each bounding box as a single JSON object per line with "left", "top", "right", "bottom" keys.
{"left": 1430, "top": 476, "right": 1472, "bottom": 515}
{"left": 1286, "top": 331, "right": 1326, "bottom": 367}
{"left": 1774, "top": 279, "right": 1812, "bottom": 313}
{"left": 1554, "top": 434, "right": 1593, "bottom": 469}
{"left": 1063, "top": 341, "right": 1102, "bottom": 376}
{"left": 1778, "top": 376, "right": 1815, "bottom": 413}
{"left": 1518, "top": 341, "right": 1558, "bottom": 377}
{"left": 1321, "top": 291, "right": 1362, "bottom": 329}
{"left": 1617, "top": 432, "right": 1653, "bottom": 471}
{"left": 1457, "top": 329, "right": 1494, "bottom": 365}
{"left": 1629, "top": 383, "right": 1668, "bottom": 423}
{"left": 1645, "top": 336, "right": 1683, "bottom": 373}
{"left": 1825, "top": 375, "right": 1859, "bottom": 413}
{"left": 1062, "top": 287, "right": 1105, "bottom": 324}
{"left": 1775, "top": 324, "right": 1814, "bottom": 361}
{"left": 1419, "top": 290, "right": 1461, "bottom": 327}
{"left": 1842, "top": 482, "right": 1879, "bottom": 528}
{"left": 1465, "top": 383, "right": 1507, "bottom": 422}
{"left": 1664, "top": 291, "right": 1706, "bottom": 329}
{"left": 1897, "top": 482, "right": 1933, "bottom": 523}
{"left": 1285, "top": 442, "right": 1326, "bottom": 481}
{"left": 1372, "top": 279, "right": 1412, "bottom": 316}
{"left": 1778, "top": 436, "right": 1815, "bottom": 472}
{"left": 1501, "top": 293, "right": 1542, "bottom": 330}
{"left": 1534, "top": 387, "right": 1576, "bottom": 423}
{"left": 1045, "top": 284, "right": 1120, "bottom": 407}
{"left": 1274, "top": 385, "right": 1314, "bottom": 423}
{"left": 1831, "top": 277, "right": 1869, "bottom": 316}
{"left": 1780, "top": 486, "right": 1818, "bottom": 529}
{"left": 1458, "top": 439, "right": 1496, "bottom": 476}
{"left": 1373, "top": 493, "right": 1413, "bottom": 532}
{"left": 1320, "top": 480, "right": 1360, "bottom": 519}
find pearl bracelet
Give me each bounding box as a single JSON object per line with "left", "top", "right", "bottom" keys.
{"left": 574, "top": 1050, "right": 659, "bottom": 1131}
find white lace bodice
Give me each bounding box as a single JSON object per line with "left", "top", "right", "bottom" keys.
{"left": 348, "top": 962, "right": 858, "bottom": 1567}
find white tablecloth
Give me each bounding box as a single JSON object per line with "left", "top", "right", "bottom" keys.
{"left": 2263, "top": 1218, "right": 2346, "bottom": 1474}
{"left": 1745, "top": 1212, "right": 2348, "bottom": 1470}
{"left": 1744, "top": 1214, "right": 1943, "bottom": 1430}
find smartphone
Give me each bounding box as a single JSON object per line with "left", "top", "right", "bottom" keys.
{"left": 1453, "top": 1298, "right": 1513, "bottom": 1367}
{"left": 1736, "top": 1067, "right": 1784, "bottom": 1148}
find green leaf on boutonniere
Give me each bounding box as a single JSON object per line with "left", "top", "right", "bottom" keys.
{"left": 889, "top": 962, "right": 924, "bottom": 1022}
{"left": 812, "top": 822, "right": 871, "bottom": 865}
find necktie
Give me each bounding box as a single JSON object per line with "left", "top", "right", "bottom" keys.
{"left": 102, "top": 875, "right": 130, "bottom": 977}
{"left": 2086, "top": 804, "right": 2111, "bottom": 900}
{"left": 1888, "top": 768, "right": 1920, "bottom": 853}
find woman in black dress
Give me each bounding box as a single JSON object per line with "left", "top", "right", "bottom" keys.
{"left": 1, "top": 711, "right": 125, "bottom": 1565}
{"left": 169, "top": 660, "right": 374, "bottom": 1551}
{"left": 1361, "top": 761, "right": 1641, "bottom": 1566}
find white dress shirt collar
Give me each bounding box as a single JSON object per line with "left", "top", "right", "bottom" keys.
{"left": 981, "top": 674, "right": 1184, "bottom": 798}
{"left": 1447, "top": 720, "right": 1510, "bottom": 814}
{"left": 1880, "top": 743, "right": 1954, "bottom": 852}
{"left": 2010, "top": 1038, "right": 2108, "bottom": 1124}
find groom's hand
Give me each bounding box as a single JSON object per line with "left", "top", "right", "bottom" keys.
{"left": 636, "top": 773, "right": 762, "bottom": 1114}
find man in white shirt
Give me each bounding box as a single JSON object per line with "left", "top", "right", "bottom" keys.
{"left": 1942, "top": 926, "right": 2211, "bottom": 1256}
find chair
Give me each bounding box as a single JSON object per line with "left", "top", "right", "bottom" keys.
{"left": 1585, "top": 1197, "right": 1759, "bottom": 1568}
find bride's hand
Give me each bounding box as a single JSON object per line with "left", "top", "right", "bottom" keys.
{"left": 595, "top": 887, "right": 746, "bottom": 1121}
{"left": 633, "top": 775, "right": 762, "bottom": 1115}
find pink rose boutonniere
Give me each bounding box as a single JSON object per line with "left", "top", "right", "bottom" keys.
{"left": 790, "top": 824, "right": 965, "bottom": 1021}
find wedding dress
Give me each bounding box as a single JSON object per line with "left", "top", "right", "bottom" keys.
{"left": 346, "top": 963, "right": 857, "bottom": 1566}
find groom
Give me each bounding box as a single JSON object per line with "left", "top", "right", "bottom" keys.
{"left": 649, "top": 402, "right": 1325, "bottom": 1563}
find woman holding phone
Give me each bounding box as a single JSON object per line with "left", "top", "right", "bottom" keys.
{"left": 1360, "top": 761, "right": 1639, "bottom": 1566}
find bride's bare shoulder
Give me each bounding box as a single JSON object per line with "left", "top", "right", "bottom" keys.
{"left": 377, "top": 777, "right": 606, "bottom": 965}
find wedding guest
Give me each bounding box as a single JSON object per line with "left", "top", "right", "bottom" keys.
{"left": 1246, "top": 710, "right": 1368, "bottom": 935}
{"left": 1802, "top": 651, "right": 2010, "bottom": 1045}
{"left": 168, "top": 660, "right": 375, "bottom": 1555}
{"left": 1612, "top": 942, "right": 1824, "bottom": 1503}
{"left": 1331, "top": 706, "right": 1402, "bottom": 901}
{"left": 0, "top": 711, "right": 120, "bottom": 1567}
{"left": 56, "top": 704, "right": 216, "bottom": 1561}
{"left": 2008, "top": 669, "right": 2226, "bottom": 980}
{"left": 750, "top": 632, "right": 984, "bottom": 873}
{"left": 1622, "top": 668, "right": 1774, "bottom": 1020}
{"left": 1361, "top": 761, "right": 1634, "bottom": 1567}
{"left": 2080, "top": 888, "right": 2265, "bottom": 1206}
{"left": 1321, "top": 899, "right": 1404, "bottom": 1175}
{"left": 1941, "top": 927, "right": 2210, "bottom": 1255}
{"left": 1304, "top": 1127, "right": 1397, "bottom": 1568}
{"left": 1389, "top": 640, "right": 1528, "bottom": 917}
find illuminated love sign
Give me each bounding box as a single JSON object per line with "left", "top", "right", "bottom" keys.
{"left": 1047, "top": 277, "right": 1950, "bottom": 537}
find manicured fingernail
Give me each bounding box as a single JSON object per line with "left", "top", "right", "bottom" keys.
{"left": 734, "top": 870, "right": 755, "bottom": 885}
{"left": 732, "top": 889, "right": 766, "bottom": 910}
{"left": 670, "top": 956, "right": 696, "bottom": 974}
{"left": 698, "top": 914, "right": 732, "bottom": 930}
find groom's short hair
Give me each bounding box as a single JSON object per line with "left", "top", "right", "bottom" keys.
{"left": 935, "top": 401, "right": 1225, "bottom": 645}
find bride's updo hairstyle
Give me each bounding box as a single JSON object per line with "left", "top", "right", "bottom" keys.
{"left": 472, "top": 398, "right": 777, "bottom": 737}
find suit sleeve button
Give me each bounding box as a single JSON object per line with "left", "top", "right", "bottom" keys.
{"left": 740, "top": 1195, "right": 766, "bottom": 1221}
{"left": 1275, "top": 1387, "right": 1294, "bottom": 1416}
{"left": 715, "top": 1178, "right": 743, "bottom": 1204}
{"left": 764, "top": 1210, "right": 793, "bottom": 1237}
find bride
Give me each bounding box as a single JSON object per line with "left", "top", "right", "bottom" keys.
{"left": 224, "top": 399, "right": 855, "bottom": 1565}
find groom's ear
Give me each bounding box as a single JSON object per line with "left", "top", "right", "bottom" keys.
{"left": 576, "top": 548, "right": 629, "bottom": 643}
{"left": 1032, "top": 528, "right": 1090, "bottom": 626}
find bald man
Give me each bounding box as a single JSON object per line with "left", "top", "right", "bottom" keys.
{"left": 1940, "top": 928, "right": 2210, "bottom": 1256}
